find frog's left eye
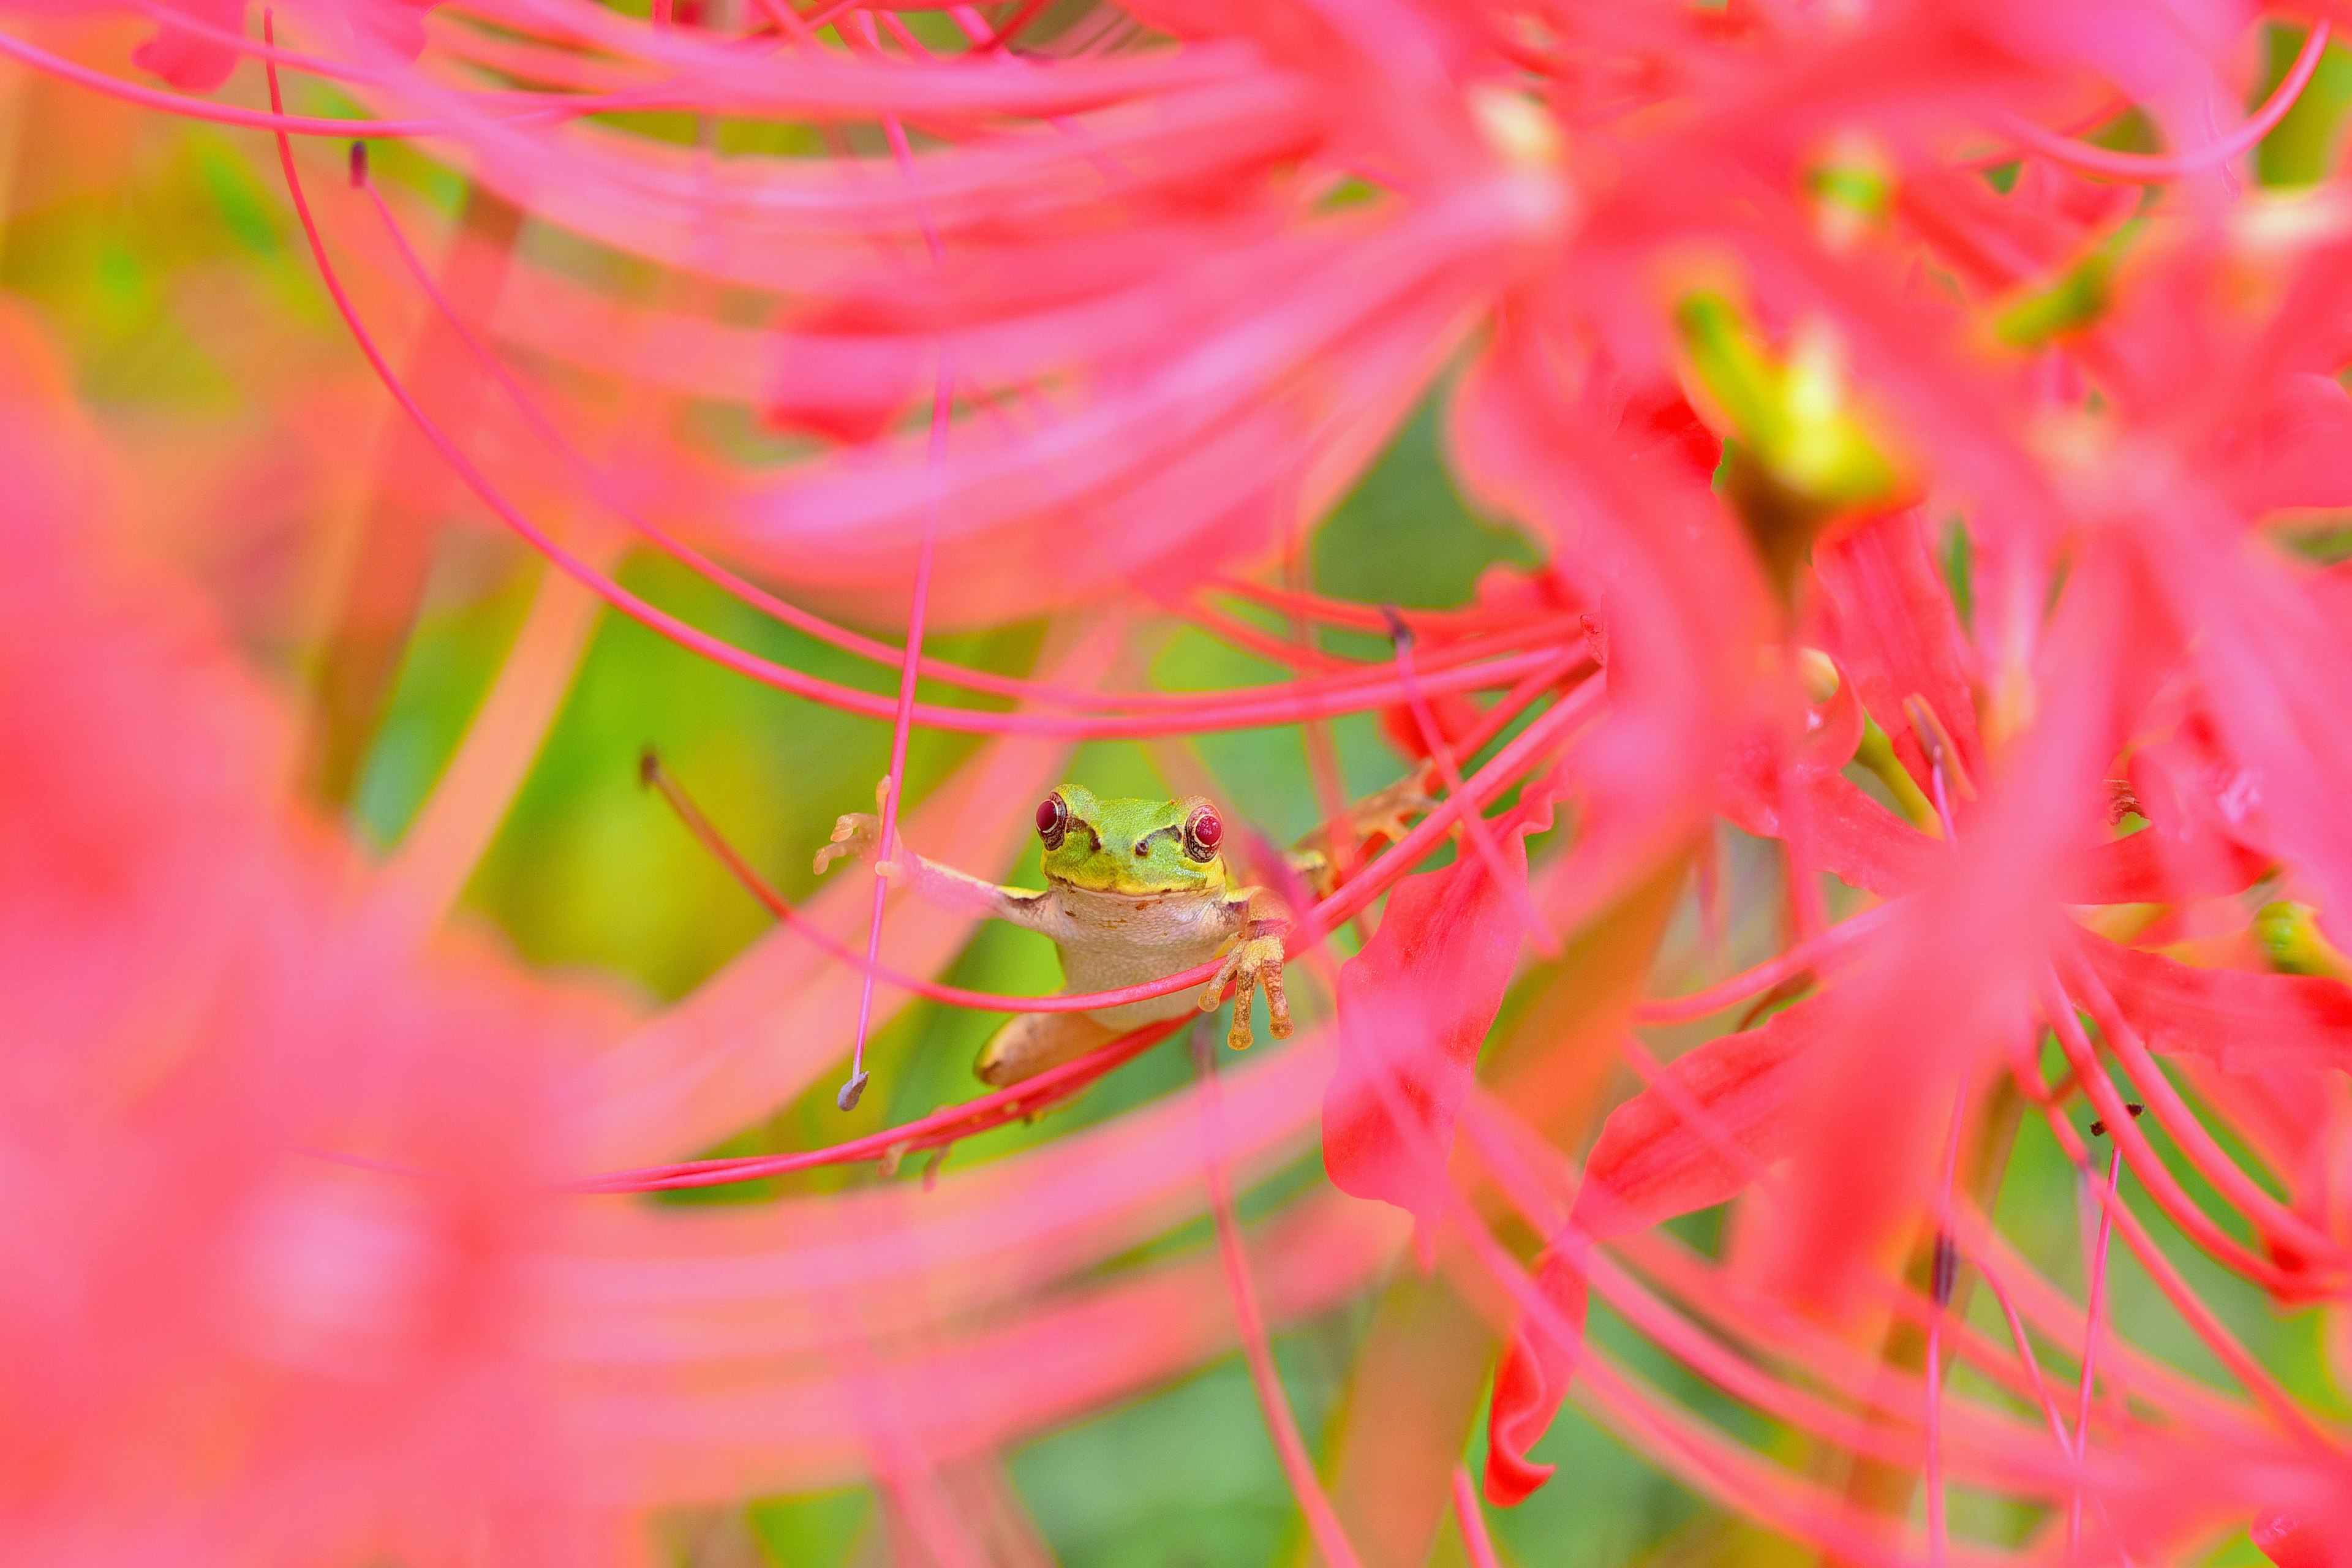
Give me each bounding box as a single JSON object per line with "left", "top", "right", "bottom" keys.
{"left": 1036, "top": 793, "right": 1071, "bottom": 850}
{"left": 1183, "top": 805, "right": 1223, "bottom": 862}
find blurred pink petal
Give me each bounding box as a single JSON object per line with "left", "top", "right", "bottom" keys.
{"left": 1323, "top": 778, "right": 1558, "bottom": 1231}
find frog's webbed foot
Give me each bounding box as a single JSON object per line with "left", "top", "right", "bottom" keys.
{"left": 1288, "top": 777, "right": 1438, "bottom": 896}
{"left": 813, "top": 811, "right": 888, "bottom": 876}
{"left": 1202, "top": 925, "right": 1291, "bottom": 1051}
{"left": 1345, "top": 775, "right": 1439, "bottom": 848}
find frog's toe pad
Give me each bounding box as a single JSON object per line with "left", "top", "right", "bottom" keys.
{"left": 1209, "top": 933, "right": 1287, "bottom": 1052}
{"left": 813, "top": 812, "right": 883, "bottom": 875}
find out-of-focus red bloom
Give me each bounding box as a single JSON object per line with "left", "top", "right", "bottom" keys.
{"left": 15, "top": 0, "right": 2352, "bottom": 1559}
{"left": 0, "top": 310, "right": 610, "bottom": 1562}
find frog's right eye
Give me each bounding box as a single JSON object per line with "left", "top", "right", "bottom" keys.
{"left": 1036, "top": 793, "right": 1070, "bottom": 850}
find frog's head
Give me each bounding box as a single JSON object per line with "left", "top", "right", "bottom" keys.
{"left": 1036, "top": 786, "right": 1229, "bottom": 895}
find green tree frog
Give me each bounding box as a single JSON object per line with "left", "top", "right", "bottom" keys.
{"left": 815, "top": 783, "right": 1422, "bottom": 1087}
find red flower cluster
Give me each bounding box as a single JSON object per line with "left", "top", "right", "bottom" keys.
{"left": 6, "top": 0, "right": 2352, "bottom": 1559}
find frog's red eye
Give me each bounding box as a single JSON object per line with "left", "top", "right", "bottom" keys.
{"left": 1183, "top": 805, "right": 1222, "bottom": 862}
{"left": 1036, "top": 793, "right": 1069, "bottom": 850}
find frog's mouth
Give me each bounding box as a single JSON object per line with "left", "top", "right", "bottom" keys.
{"left": 1048, "top": 866, "right": 1215, "bottom": 897}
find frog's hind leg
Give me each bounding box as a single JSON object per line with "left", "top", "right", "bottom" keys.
{"left": 974, "top": 1011, "right": 1118, "bottom": 1087}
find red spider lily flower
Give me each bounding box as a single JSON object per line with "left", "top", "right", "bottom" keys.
{"left": 16, "top": 0, "right": 2352, "bottom": 1560}
{"left": 0, "top": 322, "right": 615, "bottom": 1561}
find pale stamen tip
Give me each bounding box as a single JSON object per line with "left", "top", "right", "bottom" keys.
{"left": 1469, "top": 84, "right": 1564, "bottom": 172}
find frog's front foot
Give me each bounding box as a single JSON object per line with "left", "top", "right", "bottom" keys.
{"left": 1346, "top": 775, "right": 1439, "bottom": 848}
{"left": 813, "top": 812, "right": 890, "bottom": 876}
{"left": 1202, "top": 925, "right": 1291, "bottom": 1051}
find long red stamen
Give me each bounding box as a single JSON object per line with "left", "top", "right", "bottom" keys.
{"left": 1926, "top": 1080, "right": 1970, "bottom": 1568}
{"left": 2067, "top": 1142, "right": 2119, "bottom": 1566}
{"left": 2041, "top": 1106, "right": 2337, "bottom": 1452}
{"left": 1451, "top": 1466, "right": 1501, "bottom": 1568}
{"left": 843, "top": 355, "right": 949, "bottom": 1110}
{"left": 570, "top": 1016, "right": 1181, "bottom": 1193}
{"left": 1191, "top": 1022, "right": 1366, "bottom": 1568}
{"left": 2040, "top": 976, "right": 2321, "bottom": 1292}
{"left": 627, "top": 666, "right": 1581, "bottom": 1022}
{"left": 2059, "top": 948, "right": 2346, "bottom": 1273}
{"left": 1387, "top": 608, "right": 1560, "bottom": 955}
{"left": 1634, "top": 901, "right": 1901, "bottom": 1023}
{"left": 1990, "top": 21, "right": 2331, "bottom": 182}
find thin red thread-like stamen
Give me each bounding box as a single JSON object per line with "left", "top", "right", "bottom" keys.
{"left": 1977, "top": 1255, "right": 2144, "bottom": 1559}
{"left": 1468, "top": 1081, "right": 2314, "bottom": 1523}
{"left": 1216, "top": 575, "right": 1536, "bottom": 638}
{"left": 743, "top": 0, "right": 814, "bottom": 43}
{"left": 1191, "top": 1022, "right": 1366, "bottom": 1568}
{"left": 847, "top": 11, "right": 948, "bottom": 265}
{"left": 1979, "top": 1265, "right": 2076, "bottom": 1461}
{"left": 1632, "top": 900, "right": 1899, "bottom": 1023}
{"left": 1610, "top": 1032, "right": 1775, "bottom": 1192}
{"left": 800, "top": 0, "right": 869, "bottom": 40}
{"left": 364, "top": 175, "right": 1577, "bottom": 724}
{"left": 1451, "top": 1466, "right": 1501, "bottom": 1568}
{"left": 1990, "top": 20, "right": 2331, "bottom": 181}
{"left": 2059, "top": 946, "right": 2347, "bottom": 1272}
{"left": 1383, "top": 1007, "right": 2094, "bottom": 1558}
{"left": 599, "top": 707, "right": 1594, "bottom": 1191}
{"left": 1281, "top": 492, "right": 1365, "bottom": 899}
{"left": 2041, "top": 976, "right": 2322, "bottom": 1292}
{"left": 568, "top": 1016, "right": 1181, "bottom": 1193}
{"left": 1388, "top": 611, "right": 1559, "bottom": 956}
{"left": 2038, "top": 1101, "right": 2339, "bottom": 1453}
{"left": 1486, "top": 1030, "right": 2117, "bottom": 1495}
{"left": 127, "top": 0, "right": 417, "bottom": 85}
{"left": 875, "top": 10, "right": 934, "bottom": 59}
{"left": 1435, "top": 1115, "right": 1962, "bottom": 1566}
{"left": 211, "top": 141, "right": 1564, "bottom": 739}
{"left": 1312, "top": 684, "right": 1600, "bottom": 931}
{"left": 1950, "top": 1197, "right": 2281, "bottom": 1439}
{"left": 2068, "top": 1143, "right": 2119, "bottom": 1566}
{"left": 1461, "top": 1107, "right": 2069, "bottom": 1493}
{"left": 630, "top": 682, "right": 1585, "bottom": 1031}
{"left": 1568, "top": 1350, "right": 1942, "bottom": 1568}
{"left": 844, "top": 356, "right": 951, "bottom": 1110}
{"left": 0, "top": 26, "right": 592, "bottom": 136}
{"left": 981, "top": 0, "right": 1052, "bottom": 54}
{"left": 1583, "top": 1247, "right": 2053, "bottom": 1486}
{"left": 834, "top": 39, "right": 951, "bottom": 1111}
{"left": 1609, "top": 1221, "right": 2116, "bottom": 1467}
{"left": 1926, "top": 1079, "right": 1970, "bottom": 1568}
{"left": 251, "top": 91, "right": 1572, "bottom": 741}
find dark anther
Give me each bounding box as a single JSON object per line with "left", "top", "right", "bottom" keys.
{"left": 2088, "top": 1102, "right": 2146, "bottom": 1137}
{"left": 1931, "top": 1229, "right": 1959, "bottom": 1307}
{"left": 1379, "top": 603, "right": 1415, "bottom": 650}
{"left": 348, "top": 141, "right": 369, "bottom": 188}
{"left": 835, "top": 1069, "right": 869, "bottom": 1112}
{"left": 638, "top": 745, "right": 661, "bottom": 788}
